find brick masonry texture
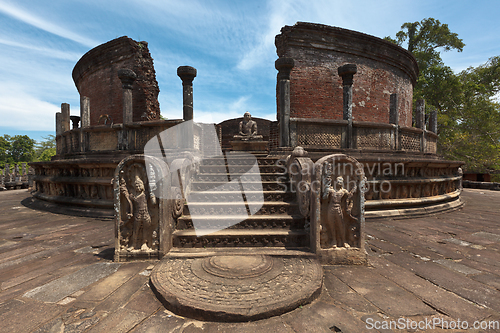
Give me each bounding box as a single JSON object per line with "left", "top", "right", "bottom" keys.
{"left": 275, "top": 22, "right": 418, "bottom": 127}
{"left": 72, "top": 36, "right": 161, "bottom": 126}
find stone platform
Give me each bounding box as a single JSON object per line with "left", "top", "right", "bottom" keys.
{"left": 2, "top": 189, "right": 500, "bottom": 332}
{"left": 150, "top": 255, "right": 322, "bottom": 321}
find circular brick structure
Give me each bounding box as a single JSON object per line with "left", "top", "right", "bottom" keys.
{"left": 275, "top": 22, "right": 418, "bottom": 126}
{"left": 150, "top": 255, "right": 323, "bottom": 321}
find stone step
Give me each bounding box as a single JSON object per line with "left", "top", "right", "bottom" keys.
{"left": 176, "top": 214, "right": 306, "bottom": 231}
{"left": 198, "top": 164, "right": 287, "bottom": 174}
{"left": 191, "top": 181, "right": 287, "bottom": 192}
{"left": 172, "top": 228, "right": 309, "bottom": 248}
{"left": 200, "top": 156, "right": 285, "bottom": 167}
{"left": 186, "top": 190, "right": 293, "bottom": 203}
{"left": 194, "top": 173, "right": 286, "bottom": 182}
{"left": 182, "top": 201, "right": 299, "bottom": 216}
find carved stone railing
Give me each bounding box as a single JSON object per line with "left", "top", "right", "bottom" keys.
{"left": 353, "top": 122, "right": 394, "bottom": 150}
{"left": 291, "top": 118, "right": 345, "bottom": 149}
{"left": 290, "top": 118, "right": 437, "bottom": 154}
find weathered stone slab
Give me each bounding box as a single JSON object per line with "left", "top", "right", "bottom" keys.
{"left": 93, "top": 274, "right": 148, "bottom": 313}
{"left": 23, "top": 262, "right": 120, "bottom": 303}
{"left": 471, "top": 273, "right": 500, "bottom": 291}
{"left": 124, "top": 282, "right": 162, "bottom": 314}
{"left": 87, "top": 308, "right": 148, "bottom": 333}
{"left": 410, "top": 261, "right": 500, "bottom": 312}
{"left": 78, "top": 262, "right": 148, "bottom": 302}
{"left": 370, "top": 255, "right": 488, "bottom": 322}
{"left": 434, "top": 258, "right": 482, "bottom": 276}
{"left": 331, "top": 266, "right": 435, "bottom": 317}
{"left": 0, "top": 298, "right": 63, "bottom": 332}
{"left": 129, "top": 311, "right": 187, "bottom": 333}
{"left": 322, "top": 268, "right": 378, "bottom": 313}
{"left": 281, "top": 307, "right": 333, "bottom": 333}
{"left": 310, "top": 300, "right": 376, "bottom": 333}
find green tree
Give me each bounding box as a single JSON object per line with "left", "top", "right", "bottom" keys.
{"left": 9, "top": 135, "right": 36, "bottom": 162}
{"left": 35, "top": 135, "right": 56, "bottom": 161}
{"left": 0, "top": 135, "right": 13, "bottom": 166}
{"left": 440, "top": 57, "right": 500, "bottom": 173}
{"left": 386, "top": 18, "right": 500, "bottom": 175}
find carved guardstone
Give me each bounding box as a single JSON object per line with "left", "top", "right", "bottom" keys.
{"left": 310, "top": 153, "right": 367, "bottom": 265}
{"left": 114, "top": 154, "right": 172, "bottom": 261}
{"left": 230, "top": 112, "right": 268, "bottom": 151}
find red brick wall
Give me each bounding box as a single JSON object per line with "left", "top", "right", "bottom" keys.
{"left": 275, "top": 23, "right": 418, "bottom": 127}
{"left": 72, "top": 37, "right": 160, "bottom": 126}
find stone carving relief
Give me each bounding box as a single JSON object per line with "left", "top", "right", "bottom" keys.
{"left": 118, "top": 162, "right": 159, "bottom": 253}
{"left": 322, "top": 175, "right": 358, "bottom": 248}
{"left": 309, "top": 154, "right": 365, "bottom": 252}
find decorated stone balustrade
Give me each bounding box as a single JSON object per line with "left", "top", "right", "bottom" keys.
{"left": 290, "top": 118, "right": 438, "bottom": 154}
{"left": 56, "top": 119, "right": 203, "bottom": 155}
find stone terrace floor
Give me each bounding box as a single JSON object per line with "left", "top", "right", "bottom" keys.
{"left": 0, "top": 189, "right": 499, "bottom": 333}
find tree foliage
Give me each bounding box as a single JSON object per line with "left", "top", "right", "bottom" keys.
{"left": 0, "top": 134, "right": 57, "bottom": 168}
{"left": 386, "top": 18, "right": 500, "bottom": 174}
{"left": 35, "top": 135, "right": 56, "bottom": 161}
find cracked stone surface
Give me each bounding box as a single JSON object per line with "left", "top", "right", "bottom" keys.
{"left": 1, "top": 189, "right": 500, "bottom": 332}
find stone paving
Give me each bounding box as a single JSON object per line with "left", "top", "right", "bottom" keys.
{"left": 0, "top": 188, "right": 499, "bottom": 332}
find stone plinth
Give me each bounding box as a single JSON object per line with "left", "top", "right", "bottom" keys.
{"left": 150, "top": 255, "right": 322, "bottom": 322}
{"left": 230, "top": 140, "right": 268, "bottom": 151}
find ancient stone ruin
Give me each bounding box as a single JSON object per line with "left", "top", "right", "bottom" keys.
{"left": 30, "top": 22, "right": 463, "bottom": 321}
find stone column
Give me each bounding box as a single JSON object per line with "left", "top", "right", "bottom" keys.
{"left": 429, "top": 110, "right": 438, "bottom": 133}
{"left": 416, "top": 99, "right": 426, "bottom": 152}
{"left": 80, "top": 96, "right": 90, "bottom": 128}
{"left": 177, "top": 66, "right": 197, "bottom": 121}
{"left": 338, "top": 64, "right": 357, "bottom": 149}
{"left": 79, "top": 96, "right": 90, "bottom": 152}
{"left": 61, "top": 103, "right": 70, "bottom": 133}
{"left": 55, "top": 112, "right": 62, "bottom": 136}
{"left": 389, "top": 93, "right": 400, "bottom": 150}
{"left": 275, "top": 58, "right": 294, "bottom": 147}
{"left": 118, "top": 69, "right": 137, "bottom": 125}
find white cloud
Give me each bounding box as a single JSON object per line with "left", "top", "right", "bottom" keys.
{"left": 0, "top": 0, "right": 97, "bottom": 47}
{"left": 0, "top": 84, "right": 58, "bottom": 131}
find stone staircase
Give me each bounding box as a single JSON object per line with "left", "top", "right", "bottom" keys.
{"left": 172, "top": 153, "right": 310, "bottom": 249}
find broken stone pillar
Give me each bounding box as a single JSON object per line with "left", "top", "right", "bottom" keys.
{"left": 177, "top": 66, "right": 197, "bottom": 122}
{"left": 389, "top": 93, "right": 400, "bottom": 150}
{"left": 118, "top": 69, "right": 137, "bottom": 125}
{"left": 80, "top": 96, "right": 90, "bottom": 128}
{"left": 338, "top": 64, "right": 357, "bottom": 149}
{"left": 416, "top": 99, "right": 426, "bottom": 152}
{"left": 79, "top": 96, "right": 90, "bottom": 152}
{"left": 275, "top": 58, "right": 294, "bottom": 147}
{"left": 0, "top": 169, "right": 4, "bottom": 188}
{"left": 55, "top": 112, "right": 62, "bottom": 136}
{"left": 61, "top": 103, "right": 70, "bottom": 133}
{"left": 429, "top": 110, "right": 438, "bottom": 133}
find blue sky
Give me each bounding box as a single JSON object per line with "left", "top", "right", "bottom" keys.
{"left": 1, "top": 0, "right": 499, "bottom": 143}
